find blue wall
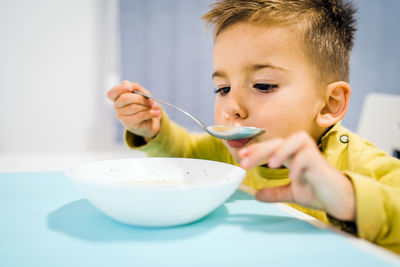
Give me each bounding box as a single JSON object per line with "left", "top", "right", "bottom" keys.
{"left": 345, "top": 0, "right": 400, "bottom": 131}
{"left": 119, "top": 0, "right": 215, "bottom": 134}
{"left": 119, "top": 0, "right": 400, "bottom": 135}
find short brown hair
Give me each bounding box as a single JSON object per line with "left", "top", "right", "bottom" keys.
{"left": 202, "top": 0, "right": 356, "bottom": 82}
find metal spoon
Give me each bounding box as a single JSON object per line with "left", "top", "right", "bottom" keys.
{"left": 132, "top": 90, "right": 265, "bottom": 140}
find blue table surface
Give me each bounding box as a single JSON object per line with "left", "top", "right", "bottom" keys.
{"left": 0, "top": 171, "right": 399, "bottom": 267}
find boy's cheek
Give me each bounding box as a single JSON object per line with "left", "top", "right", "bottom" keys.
{"left": 213, "top": 114, "right": 224, "bottom": 126}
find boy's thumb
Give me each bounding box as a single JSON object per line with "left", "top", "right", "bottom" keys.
{"left": 255, "top": 184, "right": 294, "bottom": 203}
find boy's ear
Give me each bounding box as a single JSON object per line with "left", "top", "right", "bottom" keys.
{"left": 316, "top": 81, "right": 351, "bottom": 127}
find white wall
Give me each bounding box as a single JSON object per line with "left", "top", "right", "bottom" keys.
{"left": 0, "top": 0, "right": 120, "bottom": 153}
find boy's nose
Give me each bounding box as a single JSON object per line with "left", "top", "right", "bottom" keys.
{"left": 223, "top": 90, "right": 248, "bottom": 122}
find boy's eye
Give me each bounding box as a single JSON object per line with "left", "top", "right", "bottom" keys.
{"left": 253, "top": 83, "right": 278, "bottom": 92}
{"left": 214, "top": 86, "right": 231, "bottom": 95}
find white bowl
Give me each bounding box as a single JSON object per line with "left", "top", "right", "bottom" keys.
{"left": 66, "top": 157, "right": 246, "bottom": 227}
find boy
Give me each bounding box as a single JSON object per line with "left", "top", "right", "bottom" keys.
{"left": 108, "top": 0, "right": 400, "bottom": 254}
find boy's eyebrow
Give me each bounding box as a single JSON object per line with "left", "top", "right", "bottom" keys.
{"left": 212, "top": 71, "right": 226, "bottom": 79}
{"left": 249, "top": 64, "right": 288, "bottom": 72}
{"left": 212, "top": 64, "right": 288, "bottom": 79}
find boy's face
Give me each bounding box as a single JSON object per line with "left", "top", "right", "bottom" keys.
{"left": 212, "top": 22, "right": 326, "bottom": 163}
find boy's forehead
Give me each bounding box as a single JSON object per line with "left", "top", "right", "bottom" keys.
{"left": 215, "top": 22, "right": 298, "bottom": 42}
{"left": 213, "top": 22, "right": 304, "bottom": 60}
{"left": 213, "top": 23, "right": 305, "bottom": 62}
{"left": 212, "top": 22, "right": 318, "bottom": 81}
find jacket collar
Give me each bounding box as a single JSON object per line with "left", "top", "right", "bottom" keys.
{"left": 319, "top": 122, "right": 342, "bottom": 151}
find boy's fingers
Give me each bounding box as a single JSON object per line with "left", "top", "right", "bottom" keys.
{"left": 130, "top": 82, "right": 153, "bottom": 96}
{"left": 288, "top": 146, "right": 316, "bottom": 181}
{"left": 239, "top": 138, "right": 284, "bottom": 169}
{"left": 124, "top": 81, "right": 154, "bottom": 98}
{"left": 108, "top": 81, "right": 151, "bottom": 102}
{"left": 123, "top": 109, "right": 161, "bottom": 126}
{"left": 122, "top": 81, "right": 160, "bottom": 108}
{"left": 268, "top": 131, "right": 316, "bottom": 168}
{"left": 117, "top": 101, "right": 160, "bottom": 117}
{"left": 255, "top": 184, "right": 294, "bottom": 203}
{"left": 114, "top": 92, "right": 152, "bottom": 109}
{"left": 107, "top": 85, "right": 131, "bottom": 101}
{"left": 117, "top": 103, "right": 151, "bottom": 116}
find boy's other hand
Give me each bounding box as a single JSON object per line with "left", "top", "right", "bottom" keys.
{"left": 238, "top": 131, "right": 356, "bottom": 222}
{"left": 107, "top": 81, "right": 161, "bottom": 140}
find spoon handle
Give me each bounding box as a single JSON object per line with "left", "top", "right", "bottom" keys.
{"left": 132, "top": 90, "right": 207, "bottom": 129}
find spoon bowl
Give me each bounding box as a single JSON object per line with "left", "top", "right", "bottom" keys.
{"left": 132, "top": 90, "right": 265, "bottom": 140}
{"left": 205, "top": 125, "right": 265, "bottom": 140}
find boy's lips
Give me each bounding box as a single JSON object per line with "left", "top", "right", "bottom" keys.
{"left": 227, "top": 138, "right": 251, "bottom": 149}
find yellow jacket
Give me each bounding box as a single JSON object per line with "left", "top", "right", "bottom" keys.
{"left": 125, "top": 113, "right": 400, "bottom": 254}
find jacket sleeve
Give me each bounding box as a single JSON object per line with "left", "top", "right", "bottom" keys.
{"left": 345, "top": 148, "right": 400, "bottom": 254}
{"left": 125, "top": 111, "right": 234, "bottom": 164}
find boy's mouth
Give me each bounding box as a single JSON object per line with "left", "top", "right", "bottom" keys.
{"left": 227, "top": 138, "right": 251, "bottom": 149}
